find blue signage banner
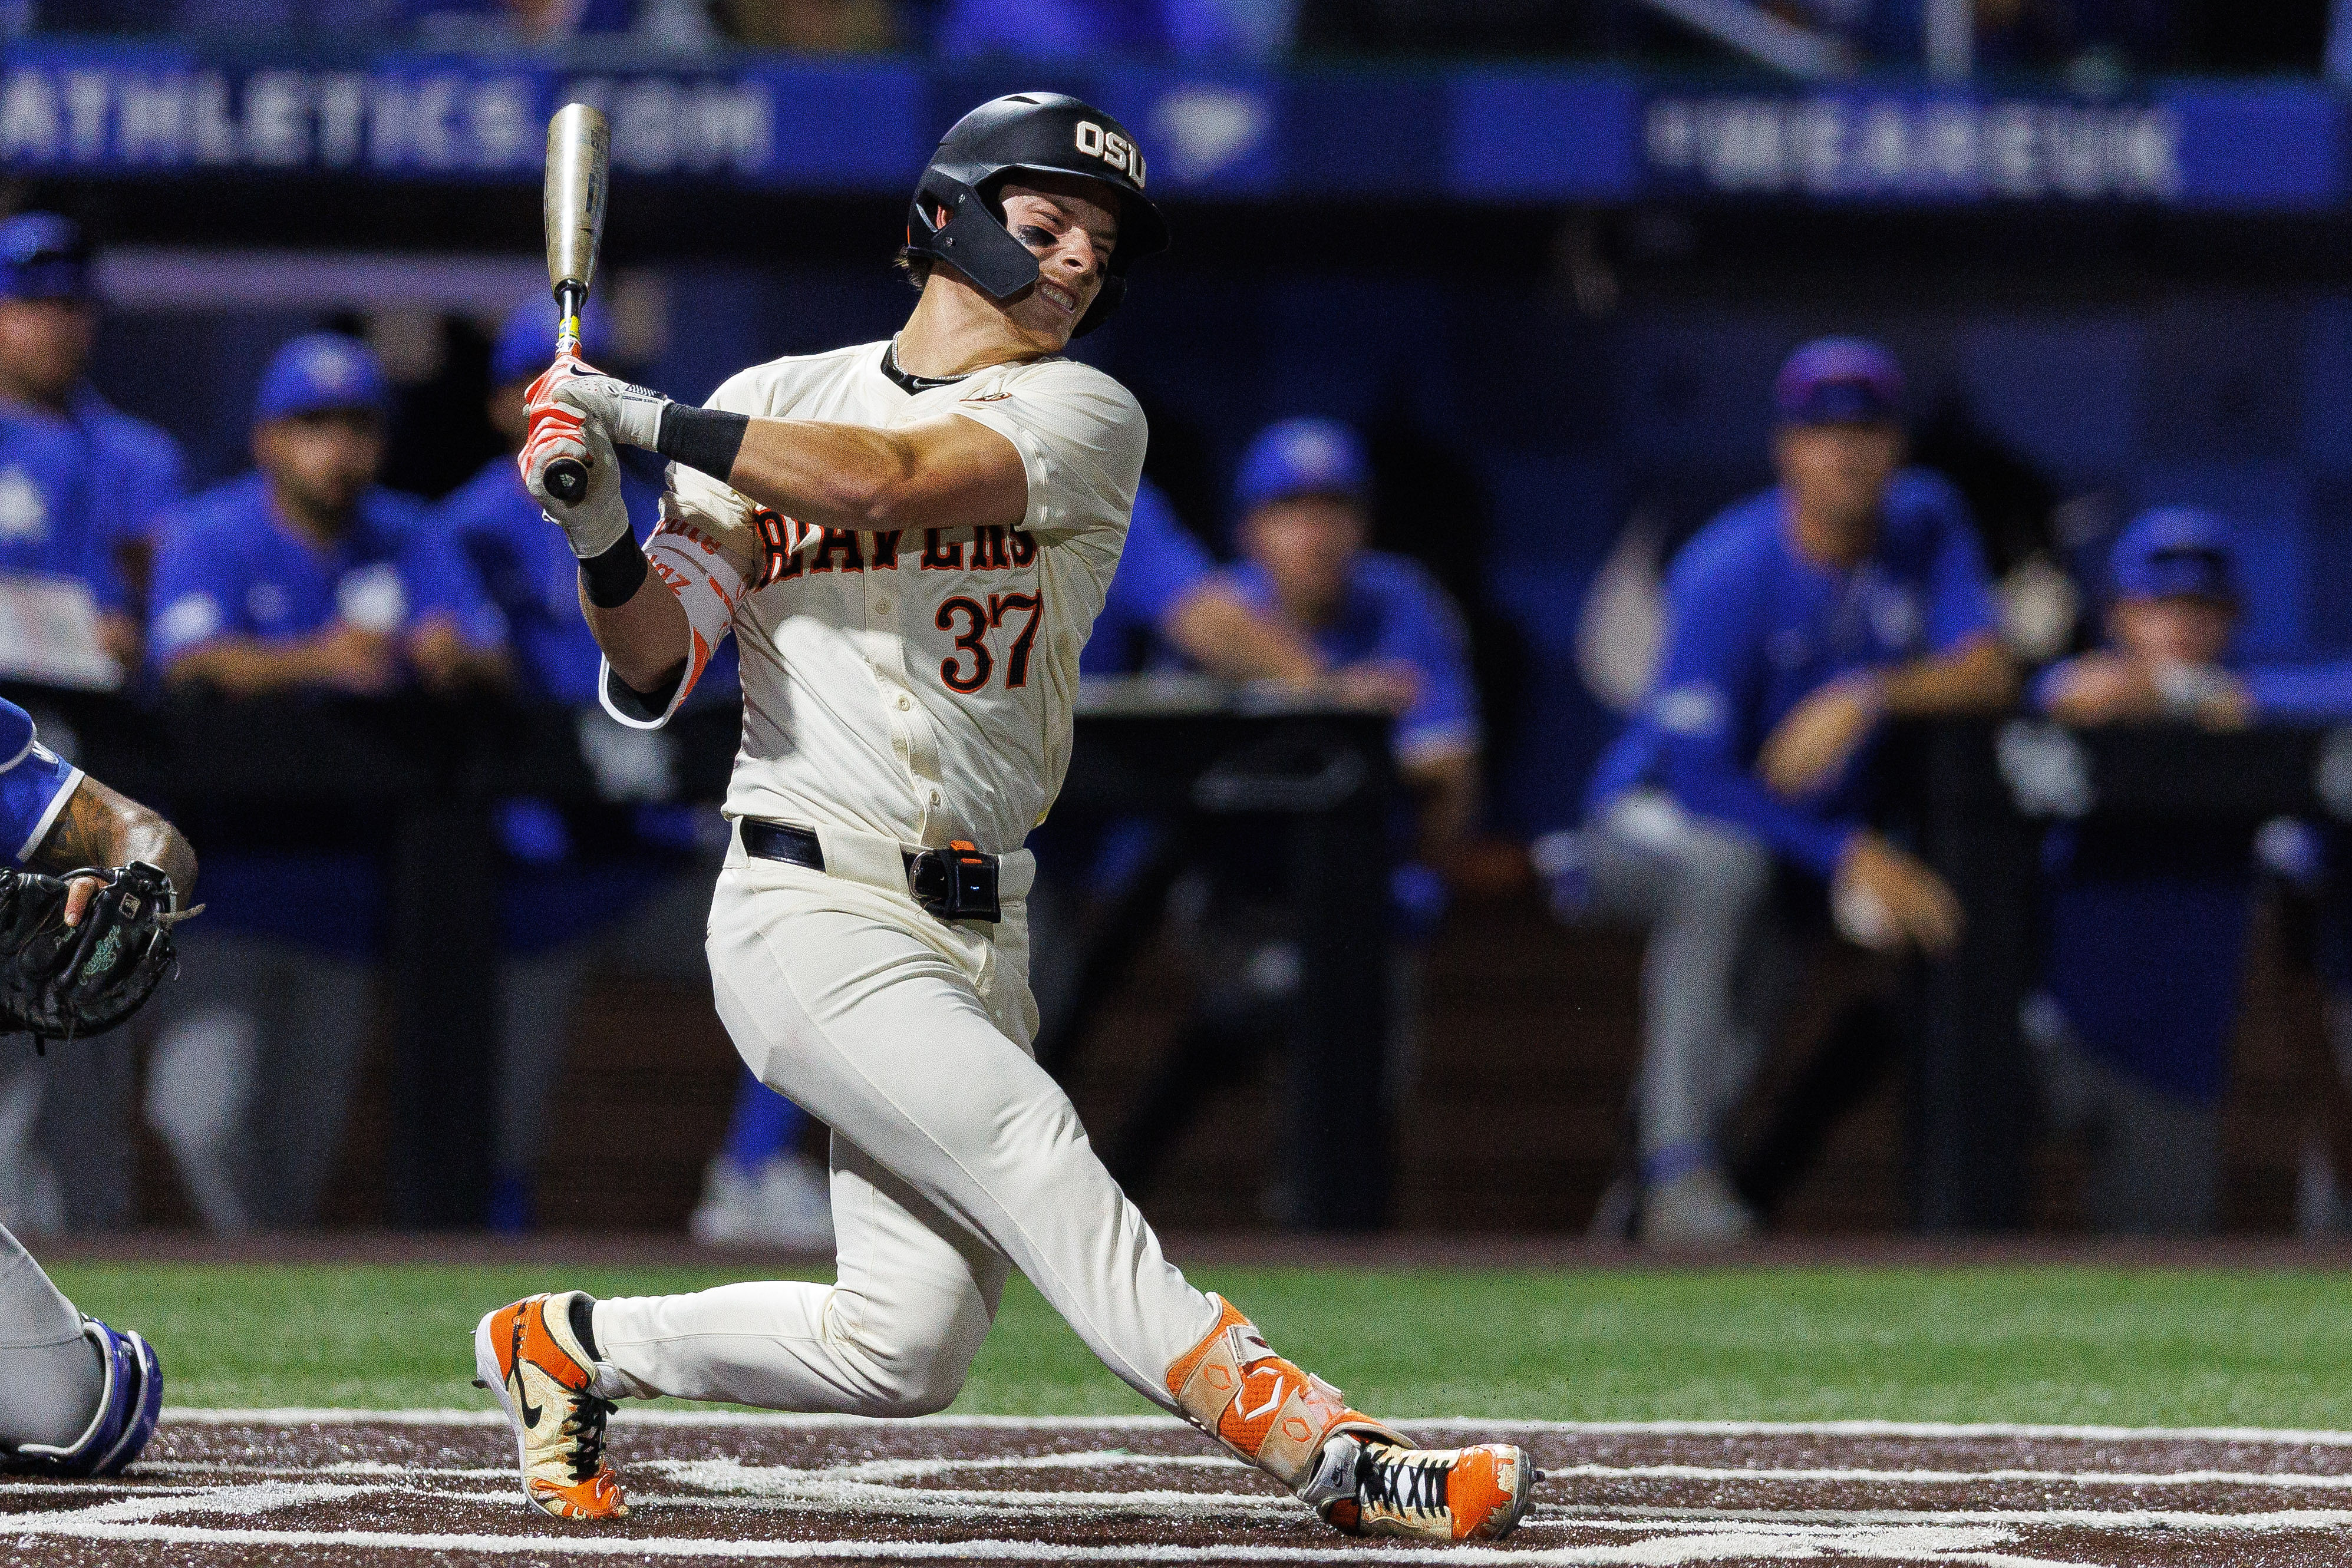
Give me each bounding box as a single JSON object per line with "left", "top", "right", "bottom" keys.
{"left": 0, "top": 44, "right": 926, "bottom": 186}
{"left": 0, "top": 44, "right": 2339, "bottom": 212}
{"left": 1638, "top": 80, "right": 2342, "bottom": 208}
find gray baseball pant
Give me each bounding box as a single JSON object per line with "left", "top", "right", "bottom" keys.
{"left": 0, "top": 1222, "right": 98, "bottom": 1449}
{"left": 1578, "top": 792, "right": 1802, "bottom": 1164}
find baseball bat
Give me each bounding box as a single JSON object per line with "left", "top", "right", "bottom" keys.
{"left": 541, "top": 102, "right": 610, "bottom": 507}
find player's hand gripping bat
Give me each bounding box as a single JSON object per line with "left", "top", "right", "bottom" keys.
{"left": 541, "top": 102, "right": 610, "bottom": 507}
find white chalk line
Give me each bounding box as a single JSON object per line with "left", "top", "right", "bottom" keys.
{"left": 156, "top": 1407, "right": 2352, "bottom": 1449}
{"left": 1546, "top": 1460, "right": 2352, "bottom": 1490}
{"left": 137, "top": 1453, "right": 1247, "bottom": 1484}
{"left": 1535, "top": 1504, "right": 2352, "bottom": 1533}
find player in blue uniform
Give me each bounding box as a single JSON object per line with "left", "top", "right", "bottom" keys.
{"left": 2038, "top": 507, "right": 2352, "bottom": 730}
{"left": 141, "top": 332, "right": 504, "bottom": 1230}
{"left": 1217, "top": 419, "right": 1481, "bottom": 869}
{"left": 2030, "top": 508, "right": 2295, "bottom": 1230}
{"left": 0, "top": 695, "right": 193, "bottom": 1476}
{"left": 1566, "top": 338, "right": 2015, "bottom": 1245}
{"left": 0, "top": 214, "right": 186, "bottom": 666}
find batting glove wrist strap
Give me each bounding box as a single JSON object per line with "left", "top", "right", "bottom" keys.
{"left": 655, "top": 405, "right": 751, "bottom": 483}
{"left": 539, "top": 367, "right": 668, "bottom": 450}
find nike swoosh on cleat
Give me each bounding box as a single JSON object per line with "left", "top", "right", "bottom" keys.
{"left": 508, "top": 1318, "right": 543, "bottom": 1427}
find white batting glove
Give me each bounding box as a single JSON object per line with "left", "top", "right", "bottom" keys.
{"left": 527, "top": 354, "right": 668, "bottom": 451}
{"left": 520, "top": 401, "right": 631, "bottom": 559}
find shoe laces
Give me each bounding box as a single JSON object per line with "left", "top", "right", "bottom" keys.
{"left": 1358, "top": 1443, "right": 1450, "bottom": 1518}
{"left": 562, "top": 1391, "right": 617, "bottom": 1484}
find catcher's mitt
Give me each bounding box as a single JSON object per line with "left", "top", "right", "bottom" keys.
{"left": 0, "top": 861, "right": 189, "bottom": 1048}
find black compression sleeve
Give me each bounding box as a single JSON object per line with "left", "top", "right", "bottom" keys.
{"left": 580, "top": 531, "right": 649, "bottom": 608}
{"left": 655, "top": 404, "right": 752, "bottom": 482}
{"left": 603, "top": 658, "right": 688, "bottom": 723}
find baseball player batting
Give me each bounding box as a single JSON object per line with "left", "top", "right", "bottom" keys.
{"left": 474, "top": 92, "right": 1538, "bottom": 1542}
{"left": 0, "top": 695, "right": 196, "bottom": 1478}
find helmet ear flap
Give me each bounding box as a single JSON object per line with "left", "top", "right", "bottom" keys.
{"left": 1071, "top": 273, "right": 1125, "bottom": 338}
{"left": 906, "top": 171, "right": 1041, "bottom": 302}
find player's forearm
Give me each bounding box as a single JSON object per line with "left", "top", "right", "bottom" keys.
{"left": 1876, "top": 638, "right": 2016, "bottom": 718}
{"left": 580, "top": 564, "right": 693, "bottom": 696}
{"left": 32, "top": 775, "right": 197, "bottom": 894}
{"left": 723, "top": 417, "right": 1025, "bottom": 535}
{"left": 1163, "top": 587, "right": 1324, "bottom": 684}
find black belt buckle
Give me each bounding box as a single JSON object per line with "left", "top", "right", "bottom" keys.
{"left": 908, "top": 840, "right": 1000, "bottom": 923}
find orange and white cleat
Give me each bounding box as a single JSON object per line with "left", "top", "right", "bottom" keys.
{"left": 1166, "top": 1295, "right": 1538, "bottom": 1543}
{"left": 1300, "top": 1433, "right": 1539, "bottom": 1541}
{"left": 473, "top": 1290, "right": 629, "bottom": 1520}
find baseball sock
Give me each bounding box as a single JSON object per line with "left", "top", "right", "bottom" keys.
{"left": 1165, "top": 1294, "right": 1404, "bottom": 1493}
{"left": 0, "top": 1223, "right": 102, "bottom": 1450}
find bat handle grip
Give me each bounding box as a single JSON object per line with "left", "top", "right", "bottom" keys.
{"left": 545, "top": 280, "right": 591, "bottom": 503}
{"left": 553, "top": 279, "right": 587, "bottom": 362}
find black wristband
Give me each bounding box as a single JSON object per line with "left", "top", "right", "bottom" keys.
{"left": 580, "top": 531, "right": 649, "bottom": 608}
{"left": 655, "top": 404, "right": 751, "bottom": 481}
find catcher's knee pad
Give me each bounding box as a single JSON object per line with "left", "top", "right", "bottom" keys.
{"left": 1165, "top": 1295, "right": 1401, "bottom": 1493}
{"left": 1, "top": 1316, "right": 163, "bottom": 1477}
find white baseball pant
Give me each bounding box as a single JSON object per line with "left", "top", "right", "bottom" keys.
{"left": 589, "top": 837, "right": 1220, "bottom": 1414}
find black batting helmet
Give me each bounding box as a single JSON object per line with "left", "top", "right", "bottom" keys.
{"left": 904, "top": 92, "right": 1168, "bottom": 338}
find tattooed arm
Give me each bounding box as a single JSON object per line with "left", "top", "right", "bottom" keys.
{"left": 28, "top": 775, "right": 198, "bottom": 926}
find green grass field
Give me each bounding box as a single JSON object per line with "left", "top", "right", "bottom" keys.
{"left": 44, "top": 1260, "right": 2352, "bottom": 1431}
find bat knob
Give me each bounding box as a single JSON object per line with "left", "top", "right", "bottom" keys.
{"left": 545, "top": 455, "right": 588, "bottom": 506}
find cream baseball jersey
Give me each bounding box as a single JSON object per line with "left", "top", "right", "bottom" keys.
{"left": 601, "top": 339, "right": 1144, "bottom": 857}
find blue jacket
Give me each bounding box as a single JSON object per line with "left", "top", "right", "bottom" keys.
{"left": 1586, "top": 470, "right": 1995, "bottom": 877}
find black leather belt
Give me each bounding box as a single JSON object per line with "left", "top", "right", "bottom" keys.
{"left": 740, "top": 819, "right": 1002, "bottom": 923}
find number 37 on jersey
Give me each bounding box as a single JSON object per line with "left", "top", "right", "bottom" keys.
{"left": 750, "top": 509, "right": 1047, "bottom": 698}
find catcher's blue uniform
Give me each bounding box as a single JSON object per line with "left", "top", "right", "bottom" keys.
{"left": 0, "top": 698, "right": 81, "bottom": 866}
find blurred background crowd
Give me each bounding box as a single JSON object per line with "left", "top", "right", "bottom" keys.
{"left": 2, "top": 1, "right": 2352, "bottom": 1249}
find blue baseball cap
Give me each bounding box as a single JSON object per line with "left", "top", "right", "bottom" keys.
{"left": 490, "top": 292, "right": 611, "bottom": 388}
{"left": 254, "top": 332, "right": 390, "bottom": 426}
{"left": 1235, "top": 417, "right": 1370, "bottom": 518}
{"left": 2110, "top": 507, "right": 2238, "bottom": 603}
{"left": 1774, "top": 336, "right": 1905, "bottom": 426}
{"left": 0, "top": 213, "right": 91, "bottom": 302}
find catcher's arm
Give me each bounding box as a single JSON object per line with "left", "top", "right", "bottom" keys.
{"left": 28, "top": 775, "right": 197, "bottom": 925}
